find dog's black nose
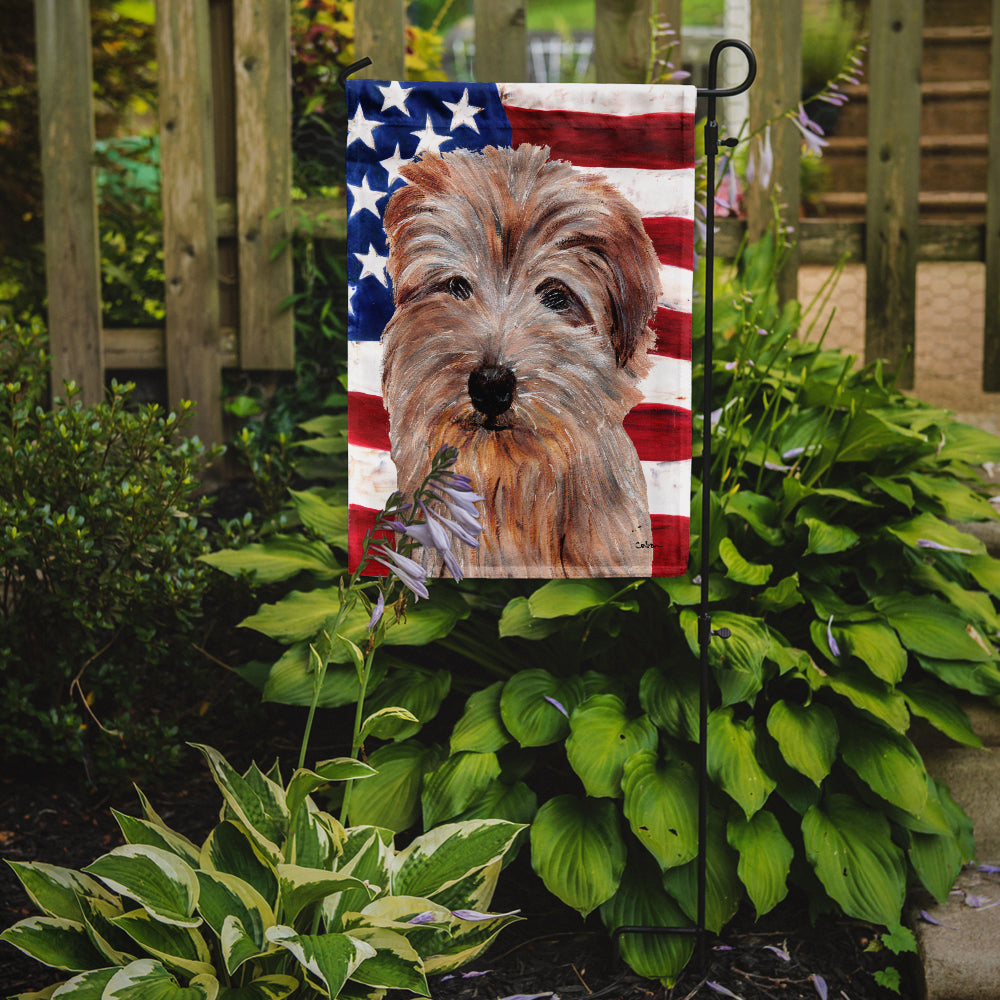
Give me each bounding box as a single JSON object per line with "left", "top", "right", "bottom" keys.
{"left": 468, "top": 363, "right": 516, "bottom": 419}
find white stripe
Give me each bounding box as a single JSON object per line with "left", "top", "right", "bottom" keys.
{"left": 659, "top": 264, "right": 693, "bottom": 313}
{"left": 348, "top": 339, "right": 383, "bottom": 397}
{"left": 572, "top": 165, "right": 695, "bottom": 221}
{"left": 639, "top": 357, "right": 692, "bottom": 410}
{"left": 349, "top": 443, "right": 397, "bottom": 510}
{"left": 643, "top": 460, "right": 692, "bottom": 517}
{"left": 498, "top": 82, "right": 697, "bottom": 117}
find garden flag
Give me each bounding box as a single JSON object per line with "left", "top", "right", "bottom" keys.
{"left": 346, "top": 80, "right": 696, "bottom": 578}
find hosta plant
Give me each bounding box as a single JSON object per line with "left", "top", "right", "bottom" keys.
{"left": 1, "top": 744, "right": 523, "bottom": 999}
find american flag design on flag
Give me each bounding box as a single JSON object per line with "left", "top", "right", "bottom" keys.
{"left": 346, "top": 80, "right": 695, "bottom": 578}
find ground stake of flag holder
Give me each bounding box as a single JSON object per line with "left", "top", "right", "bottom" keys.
{"left": 338, "top": 39, "right": 757, "bottom": 974}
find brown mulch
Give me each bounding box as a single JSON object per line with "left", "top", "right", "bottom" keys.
{"left": 1, "top": 743, "right": 913, "bottom": 1000}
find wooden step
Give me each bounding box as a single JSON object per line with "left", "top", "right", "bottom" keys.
{"left": 922, "top": 25, "right": 993, "bottom": 83}
{"left": 813, "top": 190, "right": 987, "bottom": 222}
{"left": 922, "top": 0, "right": 992, "bottom": 28}
{"left": 821, "top": 134, "right": 989, "bottom": 193}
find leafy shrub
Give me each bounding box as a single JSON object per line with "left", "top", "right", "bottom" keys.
{"left": 0, "top": 317, "right": 220, "bottom": 783}
{"left": 213, "top": 233, "right": 1000, "bottom": 985}
{"left": 1, "top": 743, "right": 524, "bottom": 998}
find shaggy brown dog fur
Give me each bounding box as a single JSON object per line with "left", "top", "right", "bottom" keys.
{"left": 381, "top": 143, "right": 660, "bottom": 577}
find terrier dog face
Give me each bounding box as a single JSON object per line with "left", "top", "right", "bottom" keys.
{"left": 381, "top": 143, "right": 660, "bottom": 577}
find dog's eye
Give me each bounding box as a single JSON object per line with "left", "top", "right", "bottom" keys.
{"left": 537, "top": 281, "right": 574, "bottom": 312}
{"left": 446, "top": 276, "right": 473, "bottom": 301}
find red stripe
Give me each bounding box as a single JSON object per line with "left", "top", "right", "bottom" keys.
{"left": 349, "top": 504, "right": 393, "bottom": 575}
{"left": 624, "top": 404, "right": 691, "bottom": 462}
{"left": 643, "top": 216, "right": 694, "bottom": 268}
{"left": 650, "top": 514, "right": 690, "bottom": 577}
{"left": 505, "top": 106, "right": 695, "bottom": 171}
{"left": 651, "top": 309, "right": 692, "bottom": 360}
{"left": 348, "top": 391, "right": 391, "bottom": 451}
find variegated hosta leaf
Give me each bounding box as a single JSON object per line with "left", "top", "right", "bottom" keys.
{"left": 214, "top": 974, "right": 300, "bottom": 999}
{"left": 565, "top": 695, "right": 658, "bottom": 799}
{"left": 110, "top": 908, "right": 214, "bottom": 979}
{"left": 83, "top": 846, "right": 200, "bottom": 928}
{"left": 195, "top": 871, "right": 274, "bottom": 974}
{"left": 391, "top": 820, "right": 524, "bottom": 901}
{"left": 450, "top": 681, "right": 511, "bottom": 754}
{"left": 102, "top": 958, "right": 218, "bottom": 999}
{"left": 322, "top": 829, "right": 393, "bottom": 931}
{"left": 265, "top": 926, "right": 376, "bottom": 998}
{"left": 112, "top": 810, "right": 202, "bottom": 868}
{"left": 802, "top": 793, "right": 906, "bottom": 926}
{"left": 621, "top": 751, "right": 699, "bottom": 871}
{"left": 77, "top": 894, "right": 136, "bottom": 966}
{"left": 599, "top": 853, "right": 694, "bottom": 987}
{"left": 706, "top": 707, "right": 776, "bottom": 818}
{"left": 276, "top": 864, "right": 375, "bottom": 925}
{"left": 529, "top": 795, "right": 626, "bottom": 917}
{"left": 288, "top": 801, "right": 343, "bottom": 870}
{"left": 424, "top": 860, "right": 501, "bottom": 916}
{"left": 726, "top": 810, "right": 793, "bottom": 917}
{"left": 4, "top": 861, "right": 118, "bottom": 922}
{"left": 45, "top": 965, "right": 118, "bottom": 997}
{"left": 200, "top": 822, "right": 278, "bottom": 910}
{"left": 345, "top": 926, "right": 429, "bottom": 995}
{"left": 0, "top": 916, "right": 107, "bottom": 971}
{"left": 190, "top": 745, "right": 287, "bottom": 863}
{"left": 422, "top": 907, "right": 522, "bottom": 975}
{"left": 765, "top": 700, "right": 838, "bottom": 786}
{"left": 285, "top": 760, "right": 375, "bottom": 824}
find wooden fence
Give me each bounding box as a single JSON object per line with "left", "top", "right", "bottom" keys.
{"left": 33, "top": 0, "right": 1000, "bottom": 445}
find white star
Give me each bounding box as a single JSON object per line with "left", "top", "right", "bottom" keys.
{"left": 378, "top": 81, "right": 412, "bottom": 114}
{"left": 442, "top": 89, "right": 484, "bottom": 133}
{"left": 379, "top": 143, "right": 410, "bottom": 185}
{"left": 348, "top": 174, "right": 387, "bottom": 219}
{"left": 355, "top": 244, "right": 389, "bottom": 286}
{"left": 347, "top": 105, "right": 380, "bottom": 149}
{"left": 411, "top": 115, "right": 452, "bottom": 156}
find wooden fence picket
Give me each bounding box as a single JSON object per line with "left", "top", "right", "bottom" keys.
{"left": 984, "top": 0, "right": 1000, "bottom": 390}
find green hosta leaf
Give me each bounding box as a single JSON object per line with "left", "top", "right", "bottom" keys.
{"left": 911, "top": 562, "right": 1000, "bottom": 633}
{"left": 621, "top": 751, "right": 698, "bottom": 871}
{"left": 803, "top": 517, "right": 859, "bottom": 556}
{"left": 967, "top": 553, "right": 1000, "bottom": 597}
{"left": 112, "top": 812, "right": 201, "bottom": 868}
{"left": 453, "top": 779, "right": 538, "bottom": 827}
{"left": 5, "top": 862, "right": 118, "bottom": 923}
{"left": 806, "top": 660, "right": 910, "bottom": 732}
{"left": 347, "top": 740, "right": 441, "bottom": 832}
{"left": 802, "top": 793, "right": 906, "bottom": 926}
{"left": 260, "top": 643, "right": 388, "bottom": 709}
{"left": 765, "top": 701, "right": 838, "bottom": 786}
{"left": 362, "top": 667, "right": 451, "bottom": 740}
{"left": 724, "top": 490, "right": 784, "bottom": 545}
{"left": 906, "top": 472, "right": 998, "bottom": 522}
{"left": 680, "top": 610, "right": 770, "bottom": 706}
{"left": 755, "top": 573, "right": 804, "bottom": 614}
{"left": 874, "top": 594, "right": 995, "bottom": 662}
{"left": 727, "top": 811, "right": 793, "bottom": 917}
{"left": 216, "top": 975, "right": 299, "bottom": 1000}
{"left": 839, "top": 718, "right": 929, "bottom": 816}
{"left": 835, "top": 621, "right": 907, "bottom": 684}
{"left": 200, "top": 822, "right": 278, "bottom": 910}
{"left": 285, "top": 759, "right": 376, "bottom": 822}
{"left": 935, "top": 421, "right": 1000, "bottom": 464}
{"left": 707, "top": 708, "right": 776, "bottom": 818}
{"left": 450, "top": 682, "right": 511, "bottom": 754}
{"left": 83, "top": 846, "right": 200, "bottom": 928}
{"left": 901, "top": 680, "right": 982, "bottom": 748}
{"left": 499, "top": 670, "right": 584, "bottom": 747}
{"left": 0, "top": 916, "right": 107, "bottom": 971}
{"left": 265, "top": 926, "right": 375, "bottom": 997}
{"left": 916, "top": 655, "right": 1000, "bottom": 697}
{"left": 639, "top": 664, "right": 699, "bottom": 742}
{"left": 111, "top": 909, "right": 214, "bottom": 978}
{"left": 909, "top": 822, "right": 966, "bottom": 905}
{"left": 866, "top": 474, "right": 914, "bottom": 509}
{"left": 718, "top": 537, "right": 772, "bottom": 585}
{"left": 195, "top": 871, "right": 273, "bottom": 974}
{"left": 565, "top": 695, "right": 658, "bottom": 798}
{"left": 200, "top": 535, "right": 341, "bottom": 584}
{"left": 277, "top": 865, "right": 374, "bottom": 925}
{"left": 103, "top": 959, "right": 218, "bottom": 1000}
{"left": 190, "top": 746, "right": 287, "bottom": 862}
{"left": 421, "top": 751, "right": 502, "bottom": 828}
{"left": 288, "top": 488, "right": 348, "bottom": 545}
{"left": 497, "top": 596, "right": 564, "bottom": 639}
{"left": 599, "top": 853, "right": 694, "bottom": 986}
{"left": 835, "top": 410, "right": 927, "bottom": 463}
{"left": 393, "top": 820, "right": 524, "bottom": 901}
{"left": 527, "top": 579, "right": 618, "bottom": 618}
{"left": 886, "top": 512, "right": 985, "bottom": 556}
{"left": 661, "top": 810, "right": 741, "bottom": 933}
{"left": 346, "top": 926, "right": 428, "bottom": 994}
{"left": 530, "top": 795, "right": 626, "bottom": 917}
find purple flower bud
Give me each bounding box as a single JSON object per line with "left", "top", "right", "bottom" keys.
{"left": 407, "top": 911, "right": 437, "bottom": 925}
{"left": 367, "top": 590, "right": 385, "bottom": 631}
{"left": 370, "top": 544, "right": 429, "bottom": 600}
{"left": 812, "top": 974, "right": 828, "bottom": 1000}
{"left": 917, "top": 539, "right": 973, "bottom": 554}
{"left": 827, "top": 616, "right": 841, "bottom": 658}
{"left": 544, "top": 695, "right": 569, "bottom": 718}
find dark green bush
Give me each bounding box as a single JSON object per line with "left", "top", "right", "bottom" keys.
{"left": 0, "top": 317, "right": 220, "bottom": 783}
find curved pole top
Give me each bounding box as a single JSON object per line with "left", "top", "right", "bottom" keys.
{"left": 697, "top": 39, "right": 756, "bottom": 99}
